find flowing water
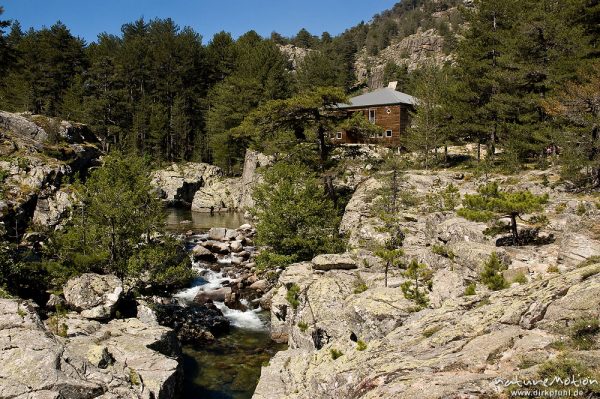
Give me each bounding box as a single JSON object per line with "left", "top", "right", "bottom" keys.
{"left": 166, "top": 208, "right": 284, "bottom": 399}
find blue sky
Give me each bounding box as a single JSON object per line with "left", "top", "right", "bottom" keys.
{"left": 2, "top": 0, "right": 399, "bottom": 44}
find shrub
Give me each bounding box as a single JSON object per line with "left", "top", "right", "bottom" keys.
{"left": 431, "top": 244, "right": 455, "bottom": 260}
{"left": 571, "top": 318, "right": 600, "bottom": 350}
{"left": 330, "top": 348, "right": 343, "bottom": 360}
{"left": 426, "top": 183, "right": 460, "bottom": 212}
{"left": 353, "top": 281, "right": 368, "bottom": 294}
{"left": 401, "top": 259, "right": 432, "bottom": 307}
{"left": 512, "top": 272, "right": 528, "bottom": 285}
{"left": 464, "top": 282, "right": 476, "bottom": 296}
{"left": 576, "top": 202, "right": 588, "bottom": 216}
{"left": 554, "top": 202, "right": 567, "bottom": 214}
{"left": 297, "top": 321, "right": 309, "bottom": 332}
{"left": 356, "top": 340, "right": 367, "bottom": 351}
{"left": 255, "top": 250, "right": 297, "bottom": 273}
{"left": 480, "top": 253, "right": 508, "bottom": 291}
{"left": 547, "top": 265, "right": 560, "bottom": 273}
{"left": 286, "top": 283, "right": 301, "bottom": 309}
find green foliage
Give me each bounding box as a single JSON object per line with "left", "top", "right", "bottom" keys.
{"left": 127, "top": 238, "right": 194, "bottom": 290}
{"left": 576, "top": 202, "right": 588, "bottom": 216}
{"left": 353, "top": 281, "right": 368, "bottom": 295}
{"left": 297, "top": 321, "right": 309, "bottom": 332}
{"left": 356, "top": 340, "right": 367, "bottom": 351}
{"left": 512, "top": 272, "right": 528, "bottom": 285}
{"left": 480, "top": 252, "right": 508, "bottom": 291}
{"left": 570, "top": 318, "right": 600, "bottom": 350}
{"left": 406, "top": 65, "right": 456, "bottom": 169}
{"left": 431, "top": 244, "right": 455, "bottom": 260}
{"left": 426, "top": 183, "right": 460, "bottom": 212}
{"left": 48, "top": 303, "right": 68, "bottom": 338}
{"left": 252, "top": 162, "right": 344, "bottom": 265}
{"left": 547, "top": 265, "right": 560, "bottom": 273}
{"left": 458, "top": 182, "right": 548, "bottom": 245}
{"left": 464, "top": 282, "right": 476, "bottom": 296}
{"left": 255, "top": 251, "right": 297, "bottom": 273}
{"left": 401, "top": 259, "right": 432, "bottom": 308}
{"left": 330, "top": 348, "right": 343, "bottom": 360}
{"left": 129, "top": 368, "right": 141, "bottom": 386}
{"left": 286, "top": 283, "right": 301, "bottom": 310}
{"left": 52, "top": 152, "right": 165, "bottom": 278}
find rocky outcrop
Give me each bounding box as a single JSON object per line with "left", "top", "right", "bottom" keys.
{"left": 0, "top": 299, "right": 181, "bottom": 398}
{"left": 277, "top": 44, "right": 313, "bottom": 70}
{"left": 63, "top": 273, "right": 123, "bottom": 320}
{"left": 32, "top": 188, "right": 75, "bottom": 227}
{"left": 355, "top": 28, "right": 454, "bottom": 89}
{"left": 63, "top": 314, "right": 182, "bottom": 399}
{"left": 150, "top": 162, "right": 222, "bottom": 206}
{"left": 239, "top": 150, "right": 273, "bottom": 210}
{"left": 254, "top": 264, "right": 600, "bottom": 399}
{"left": 312, "top": 253, "right": 357, "bottom": 271}
{"left": 191, "top": 177, "right": 241, "bottom": 212}
{"left": 190, "top": 150, "right": 272, "bottom": 213}
{"left": 0, "top": 111, "right": 100, "bottom": 240}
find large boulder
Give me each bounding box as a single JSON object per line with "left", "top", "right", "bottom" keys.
{"left": 191, "top": 177, "right": 241, "bottom": 212}
{"left": 63, "top": 273, "right": 123, "bottom": 320}
{"left": 151, "top": 162, "right": 222, "bottom": 206}
{"left": 312, "top": 253, "right": 357, "bottom": 271}
{"left": 0, "top": 299, "right": 181, "bottom": 398}
{"left": 153, "top": 303, "right": 230, "bottom": 343}
{"left": 63, "top": 314, "right": 183, "bottom": 399}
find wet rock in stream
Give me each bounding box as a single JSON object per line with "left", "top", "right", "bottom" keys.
{"left": 154, "top": 303, "right": 230, "bottom": 344}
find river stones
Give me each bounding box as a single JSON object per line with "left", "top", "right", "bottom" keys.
{"left": 192, "top": 244, "right": 217, "bottom": 261}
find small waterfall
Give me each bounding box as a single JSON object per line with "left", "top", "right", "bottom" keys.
{"left": 174, "top": 261, "right": 267, "bottom": 331}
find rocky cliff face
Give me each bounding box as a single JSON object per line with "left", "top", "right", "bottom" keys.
{"left": 151, "top": 150, "right": 273, "bottom": 213}
{"left": 254, "top": 166, "right": 600, "bottom": 398}
{"left": 0, "top": 298, "right": 182, "bottom": 398}
{"left": 0, "top": 111, "right": 101, "bottom": 241}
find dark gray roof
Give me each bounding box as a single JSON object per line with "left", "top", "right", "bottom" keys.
{"left": 338, "top": 87, "right": 416, "bottom": 108}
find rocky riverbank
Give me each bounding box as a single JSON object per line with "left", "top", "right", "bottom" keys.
{"left": 252, "top": 167, "right": 600, "bottom": 399}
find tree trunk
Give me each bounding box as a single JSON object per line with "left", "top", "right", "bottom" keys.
{"left": 444, "top": 145, "right": 448, "bottom": 165}
{"left": 385, "top": 262, "right": 389, "bottom": 288}
{"left": 510, "top": 213, "right": 519, "bottom": 245}
{"left": 477, "top": 142, "right": 481, "bottom": 162}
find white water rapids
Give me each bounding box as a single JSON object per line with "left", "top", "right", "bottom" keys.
{"left": 174, "top": 256, "right": 267, "bottom": 332}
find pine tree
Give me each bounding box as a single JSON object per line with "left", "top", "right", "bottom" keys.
{"left": 543, "top": 62, "right": 600, "bottom": 187}
{"left": 480, "top": 252, "right": 508, "bottom": 290}
{"left": 252, "top": 162, "right": 344, "bottom": 268}
{"left": 401, "top": 259, "right": 432, "bottom": 307}
{"left": 457, "top": 181, "right": 549, "bottom": 245}
{"left": 405, "top": 64, "right": 451, "bottom": 169}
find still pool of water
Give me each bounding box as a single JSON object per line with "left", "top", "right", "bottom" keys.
{"left": 181, "top": 321, "right": 286, "bottom": 399}
{"left": 166, "top": 208, "right": 248, "bottom": 233}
